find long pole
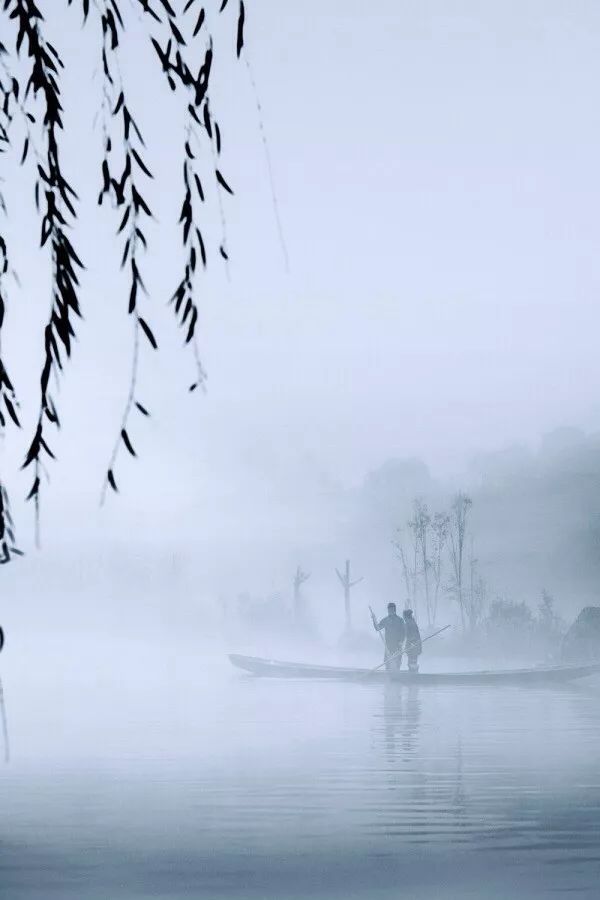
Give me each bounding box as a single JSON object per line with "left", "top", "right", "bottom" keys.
{"left": 366, "top": 624, "right": 451, "bottom": 676}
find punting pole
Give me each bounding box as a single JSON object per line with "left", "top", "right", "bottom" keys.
{"left": 366, "top": 624, "right": 452, "bottom": 676}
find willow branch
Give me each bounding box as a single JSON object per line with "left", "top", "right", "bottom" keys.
{"left": 9, "top": 0, "right": 83, "bottom": 546}
{"left": 94, "top": 0, "right": 155, "bottom": 502}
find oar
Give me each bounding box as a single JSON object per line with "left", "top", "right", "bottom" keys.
{"left": 365, "top": 623, "right": 452, "bottom": 676}
{"left": 0, "top": 677, "right": 9, "bottom": 763}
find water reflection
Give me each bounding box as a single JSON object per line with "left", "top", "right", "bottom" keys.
{"left": 380, "top": 684, "right": 421, "bottom": 762}
{"left": 452, "top": 740, "right": 467, "bottom": 821}
{"left": 372, "top": 685, "right": 474, "bottom": 841}
{"left": 1, "top": 673, "right": 600, "bottom": 899}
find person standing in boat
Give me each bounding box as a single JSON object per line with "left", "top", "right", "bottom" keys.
{"left": 403, "top": 608, "right": 422, "bottom": 672}
{"left": 371, "top": 602, "right": 406, "bottom": 670}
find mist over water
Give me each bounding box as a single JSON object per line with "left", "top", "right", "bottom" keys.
{"left": 1, "top": 624, "right": 600, "bottom": 899}
{"left": 2, "top": 1, "right": 600, "bottom": 897}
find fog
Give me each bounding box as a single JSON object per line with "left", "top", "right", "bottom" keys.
{"left": 2, "top": 2, "right": 600, "bottom": 899}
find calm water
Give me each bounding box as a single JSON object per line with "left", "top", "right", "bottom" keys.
{"left": 1, "top": 643, "right": 599, "bottom": 899}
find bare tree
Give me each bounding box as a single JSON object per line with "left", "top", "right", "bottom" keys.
{"left": 335, "top": 559, "right": 363, "bottom": 633}
{"left": 394, "top": 501, "right": 432, "bottom": 621}
{"left": 467, "top": 541, "right": 486, "bottom": 631}
{"left": 448, "top": 492, "right": 472, "bottom": 630}
{"left": 430, "top": 510, "right": 449, "bottom": 626}
{"left": 392, "top": 526, "right": 416, "bottom": 610}
{"left": 411, "top": 499, "right": 432, "bottom": 625}
{"left": 293, "top": 565, "right": 310, "bottom": 625}
{"left": 537, "top": 589, "right": 564, "bottom": 640}
{"left": 407, "top": 510, "right": 420, "bottom": 617}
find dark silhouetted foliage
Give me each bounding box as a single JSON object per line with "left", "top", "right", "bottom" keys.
{"left": 0, "top": 0, "right": 250, "bottom": 553}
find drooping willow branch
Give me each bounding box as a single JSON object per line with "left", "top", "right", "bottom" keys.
{"left": 172, "top": 129, "right": 208, "bottom": 393}
{"left": 156, "top": 7, "right": 213, "bottom": 391}
{"left": 94, "top": 0, "right": 156, "bottom": 501}
{"left": 135, "top": 0, "right": 209, "bottom": 392}
{"left": 74, "top": 0, "right": 245, "bottom": 494}
{"left": 243, "top": 53, "right": 290, "bottom": 273}
{"left": 7, "top": 0, "right": 83, "bottom": 546}
{"left": 0, "top": 0, "right": 257, "bottom": 554}
{"left": 0, "top": 46, "right": 23, "bottom": 563}
{"left": 0, "top": 46, "right": 22, "bottom": 431}
{"left": 151, "top": 0, "right": 243, "bottom": 388}
{"left": 0, "top": 483, "right": 22, "bottom": 562}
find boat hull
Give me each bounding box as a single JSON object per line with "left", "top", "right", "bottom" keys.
{"left": 229, "top": 654, "right": 600, "bottom": 685}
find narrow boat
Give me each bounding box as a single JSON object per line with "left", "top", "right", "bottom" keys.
{"left": 229, "top": 653, "right": 600, "bottom": 685}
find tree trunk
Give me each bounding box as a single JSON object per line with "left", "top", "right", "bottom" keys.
{"left": 344, "top": 560, "right": 351, "bottom": 630}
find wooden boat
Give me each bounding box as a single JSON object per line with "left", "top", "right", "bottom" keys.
{"left": 229, "top": 653, "right": 600, "bottom": 686}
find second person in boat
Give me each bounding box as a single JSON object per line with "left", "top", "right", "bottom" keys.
{"left": 403, "top": 608, "right": 422, "bottom": 672}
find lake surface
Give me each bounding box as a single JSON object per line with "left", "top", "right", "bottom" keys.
{"left": 1, "top": 642, "right": 599, "bottom": 899}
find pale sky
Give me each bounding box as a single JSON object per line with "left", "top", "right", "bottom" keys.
{"left": 3, "top": 0, "right": 600, "bottom": 547}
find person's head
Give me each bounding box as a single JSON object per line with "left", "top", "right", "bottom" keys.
{"left": 387, "top": 602, "right": 397, "bottom": 615}
{"left": 403, "top": 608, "right": 413, "bottom": 619}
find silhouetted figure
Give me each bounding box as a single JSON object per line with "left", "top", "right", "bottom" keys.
{"left": 372, "top": 602, "right": 406, "bottom": 670}
{"left": 403, "top": 608, "right": 422, "bottom": 672}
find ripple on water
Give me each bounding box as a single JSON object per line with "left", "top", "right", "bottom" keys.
{"left": 1, "top": 678, "right": 600, "bottom": 898}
